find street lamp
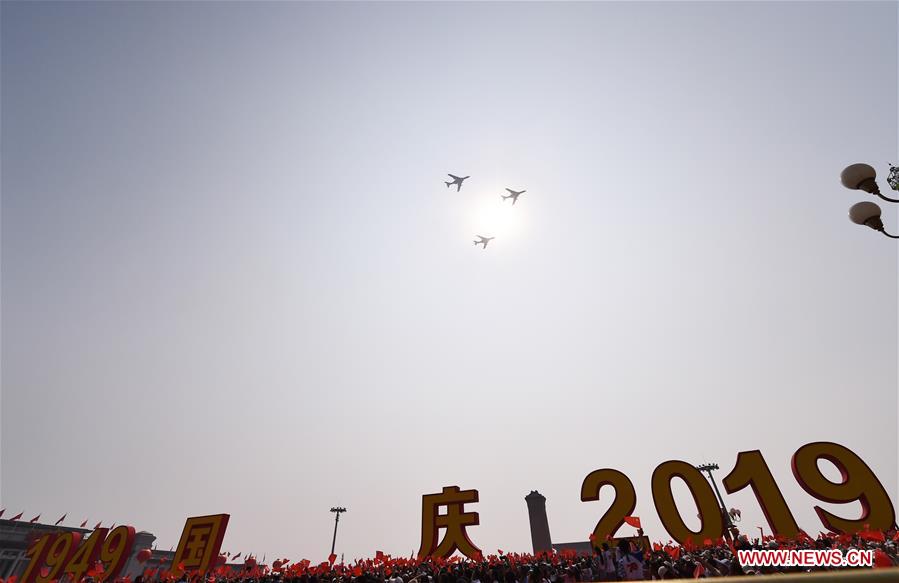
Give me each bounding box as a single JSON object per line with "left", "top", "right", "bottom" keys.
{"left": 841, "top": 163, "right": 899, "bottom": 238}
{"left": 329, "top": 507, "right": 346, "bottom": 557}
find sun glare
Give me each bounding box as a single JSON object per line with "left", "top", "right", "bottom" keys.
{"left": 469, "top": 187, "right": 526, "bottom": 241}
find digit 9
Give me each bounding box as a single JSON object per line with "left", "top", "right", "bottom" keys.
{"left": 97, "top": 526, "right": 135, "bottom": 581}
{"left": 36, "top": 533, "right": 82, "bottom": 583}
{"left": 791, "top": 441, "right": 895, "bottom": 533}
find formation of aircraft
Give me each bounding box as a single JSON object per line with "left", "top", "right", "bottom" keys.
{"left": 444, "top": 173, "right": 528, "bottom": 250}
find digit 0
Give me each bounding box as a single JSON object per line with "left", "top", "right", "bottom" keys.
{"left": 723, "top": 450, "right": 800, "bottom": 538}
{"left": 581, "top": 468, "right": 637, "bottom": 547}
{"left": 651, "top": 460, "right": 724, "bottom": 545}
{"left": 36, "top": 533, "right": 82, "bottom": 583}
{"left": 97, "top": 526, "right": 135, "bottom": 581}
{"left": 791, "top": 441, "right": 896, "bottom": 533}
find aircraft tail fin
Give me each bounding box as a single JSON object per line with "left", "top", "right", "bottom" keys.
{"left": 445, "top": 181, "right": 452, "bottom": 188}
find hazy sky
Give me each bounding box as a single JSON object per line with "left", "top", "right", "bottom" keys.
{"left": 2, "top": 0, "right": 897, "bottom": 564}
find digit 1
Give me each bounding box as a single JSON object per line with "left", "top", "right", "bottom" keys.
{"left": 651, "top": 460, "right": 724, "bottom": 545}
{"left": 722, "top": 450, "right": 800, "bottom": 538}
{"left": 20, "top": 534, "right": 55, "bottom": 583}
{"left": 36, "top": 533, "right": 82, "bottom": 583}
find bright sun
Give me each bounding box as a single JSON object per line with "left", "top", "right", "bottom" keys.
{"left": 469, "top": 188, "right": 525, "bottom": 241}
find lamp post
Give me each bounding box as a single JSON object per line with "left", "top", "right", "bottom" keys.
{"left": 696, "top": 463, "right": 734, "bottom": 540}
{"left": 842, "top": 163, "right": 899, "bottom": 238}
{"left": 330, "top": 507, "right": 346, "bottom": 557}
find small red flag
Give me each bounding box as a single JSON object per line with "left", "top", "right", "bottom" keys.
{"left": 859, "top": 529, "right": 886, "bottom": 542}
{"left": 874, "top": 549, "right": 894, "bottom": 568}
{"left": 54, "top": 514, "right": 67, "bottom": 526}
{"left": 623, "top": 516, "right": 641, "bottom": 529}
{"left": 10, "top": 512, "right": 23, "bottom": 522}
{"left": 93, "top": 522, "right": 102, "bottom": 530}
{"left": 29, "top": 514, "right": 41, "bottom": 524}
{"left": 80, "top": 520, "right": 88, "bottom": 528}
{"left": 232, "top": 553, "right": 241, "bottom": 561}
{"left": 328, "top": 554, "right": 336, "bottom": 566}
{"left": 87, "top": 562, "right": 104, "bottom": 578}
{"left": 692, "top": 563, "right": 704, "bottom": 578}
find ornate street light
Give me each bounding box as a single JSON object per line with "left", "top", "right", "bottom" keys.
{"left": 841, "top": 163, "right": 899, "bottom": 239}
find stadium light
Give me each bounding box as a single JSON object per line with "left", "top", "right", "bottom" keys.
{"left": 841, "top": 163, "right": 899, "bottom": 239}
{"left": 330, "top": 507, "right": 347, "bottom": 557}
{"left": 695, "top": 463, "right": 735, "bottom": 538}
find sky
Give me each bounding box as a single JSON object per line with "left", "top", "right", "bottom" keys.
{"left": 1, "top": 0, "right": 897, "bottom": 564}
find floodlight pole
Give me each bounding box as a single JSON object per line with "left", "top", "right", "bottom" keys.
{"left": 330, "top": 507, "right": 346, "bottom": 556}
{"left": 696, "top": 462, "right": 734, "bottom": 540}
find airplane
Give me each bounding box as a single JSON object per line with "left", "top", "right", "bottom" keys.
{"left": 445, "top": 174, "right": 470, "bottom": 191}
{"left": 473, "top": 235, "right": 494, "bottom": 249}
{"left": 501, "top": 188, "right": 526, "bottom": 205}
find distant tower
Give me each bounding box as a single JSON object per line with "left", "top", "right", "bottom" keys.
{"left": 525, "top": 490, "right": 552, "bottom": 554}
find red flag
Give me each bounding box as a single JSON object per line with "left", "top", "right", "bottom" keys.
{"left": 93, "top": 522, "right": 102, "bottom": 530}
{"left": 54, "top": 514, "right": 67, "bottom": 526}
{"left": 0, "top": 509, "right": 4, "bottom": 518}
{"left": 862, "top": 529, "right": 886, "bottom": 542}
{"left": 328, "top": 554, "right": 336, "bottom": 566}
{"left": 692, "top": 563, "right": 705, "bottom": 578}
{"left": 874, "top": 549, "right": 894, "bottom": 568}
{"left": 29, "top": 515, "right": 41, "bottom": 524}
{"left": 10, "top": 512, "right": 23, "bottom": 522}
{"left": 623, "top": 516, "right": 642, "bottom": 529}
{"left": 87, "top": 562, "right": 105, "bottom": 578}
{"left": 232, "top": 553, "right": 241, "bottom": 561}
{"left": 80, "top": 520, "right": 88, "bottom": 528}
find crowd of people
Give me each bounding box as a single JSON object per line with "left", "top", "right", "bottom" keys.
{"left": 134, "top": 529, "right": 899, "bottom": 582}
